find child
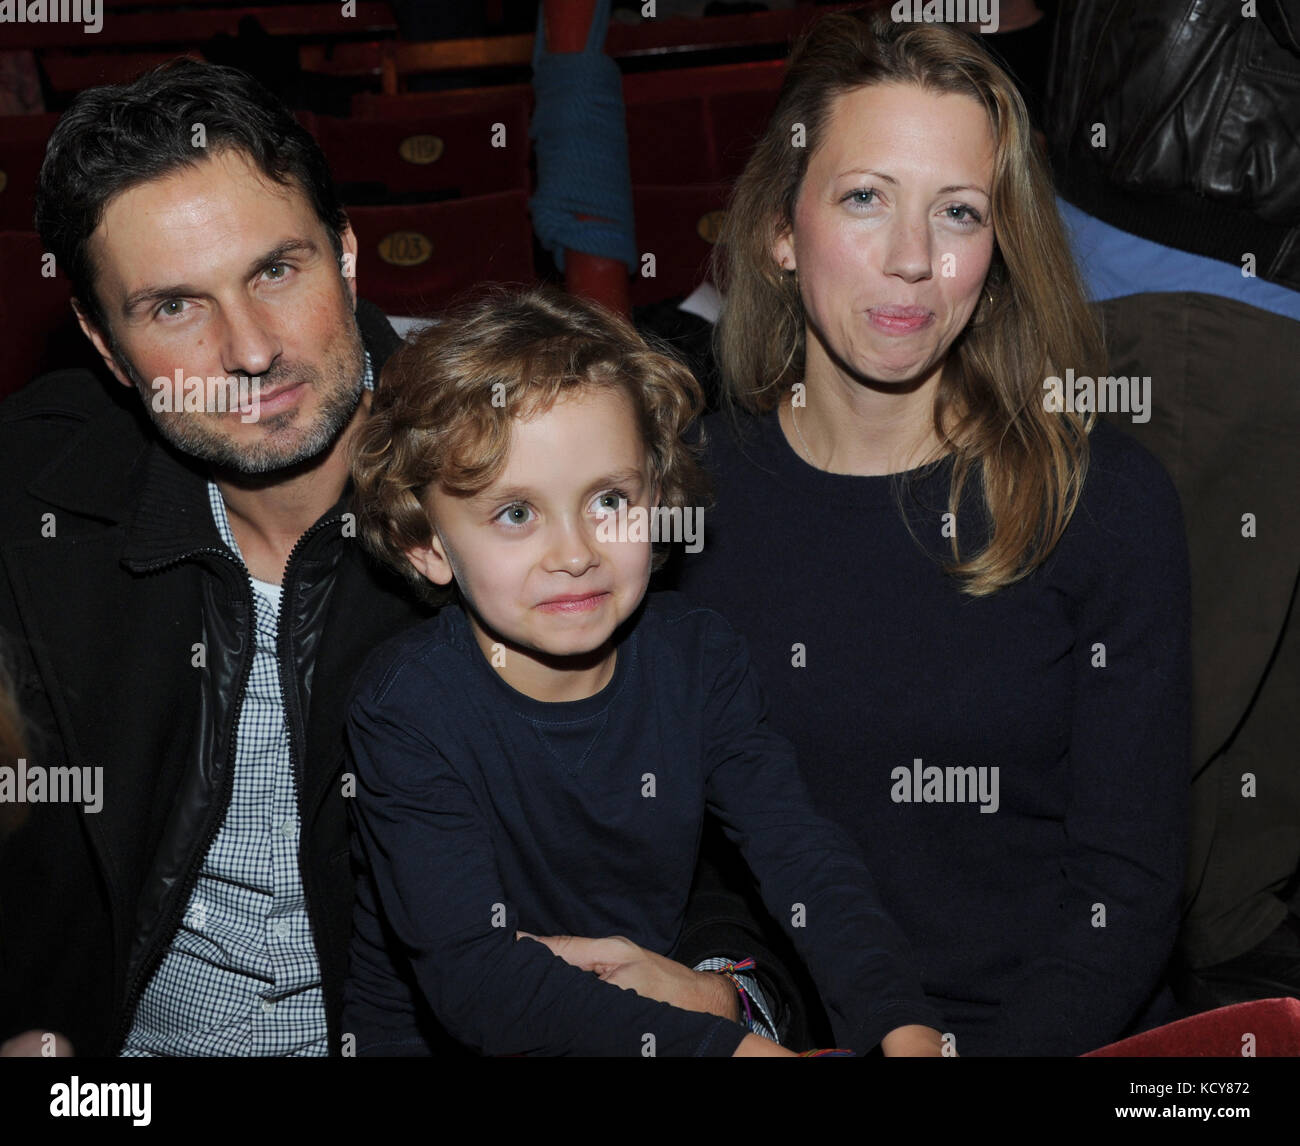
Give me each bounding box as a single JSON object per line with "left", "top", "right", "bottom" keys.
{"left": 342, "top": 286, "right": 944, "bottom": 1057}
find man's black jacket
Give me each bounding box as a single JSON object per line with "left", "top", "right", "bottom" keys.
{"left": 0, "top": 300, "right": 434, "bottom": 1056}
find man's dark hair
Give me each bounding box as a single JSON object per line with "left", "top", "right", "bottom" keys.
{"left": 35, "top": 58, "right": 348, "bottom": 334}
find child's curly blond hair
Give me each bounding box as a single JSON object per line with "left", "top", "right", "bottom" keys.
{"left": 350, "top": 285, "right": 710, "bottom": 605}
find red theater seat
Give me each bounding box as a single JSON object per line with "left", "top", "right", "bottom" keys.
{"left": 710, "top": 84, "right": 782, "bottom": 181}
{"left": 356, "top": 62, "right": 782, "bottom": 189}
{"left": 4, "top": 3, "right": 398, "bottom": 50}
{"left": 630, "top": 184, "right": 729, "bottom": 308}
{"left": 1084, "top": 998, "right": 1300, "bottom": 1057}
{"left": 0, "top": 114, "right": 60, "bottom": 232}
{"left": 303, "top": 6, "right": 855, "bottom": 94}
{"left": 347, "top": 191, "right": 536, "bottom": 318}
{"left": 623, "top": 61, "right": 783, "bottom": 186}
{"left": 351, "top": 84, "right": 534, "bottom": 122}
{"left": 40, "top": 50, "right": 204, "bottom": 96}
{"left": 624, "top": 98, "right": 714, "bottom": 186}
{"left": 312, "top": 96, "right": 530, "bottom": 203}
{"left": 0, "top": 231, "right": 96, "bottom": 401}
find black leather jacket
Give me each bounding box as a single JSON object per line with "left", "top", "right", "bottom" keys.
{"left": 0, "top": 301, "right": 432, "bottom": 1055}
{"left": 1045, "top": 0, "right": 1300, "bottom": 291}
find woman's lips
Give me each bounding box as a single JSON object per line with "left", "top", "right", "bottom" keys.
{"left": 535, "top": 592, "right": 610, "bottom": 614}
{"left": 869, "top": 307, "right": 933, "bottom": 335}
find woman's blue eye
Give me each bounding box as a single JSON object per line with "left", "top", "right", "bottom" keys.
{"left": 846, "top": 188, "right": 877, "bottom": 206}
{"left": 946, "top": 204, "right": 983, "bottom": 226}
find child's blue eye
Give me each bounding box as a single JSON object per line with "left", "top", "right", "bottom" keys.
{"left": 496, "top": 503, "right": 535, "bottom": 528}
{"left": 593, "top": 490, "right": 630, "bottom": 516}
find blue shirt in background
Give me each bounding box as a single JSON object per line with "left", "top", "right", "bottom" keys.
{"left": 1057, "top": 196, "right": 1300, "bottom": 321}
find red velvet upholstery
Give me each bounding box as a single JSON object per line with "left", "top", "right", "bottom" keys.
{"left": 623, "top": 61, "right": 783, "bottom": 186}
{"left": 350, "top": 62, "right": 783, "bottom": 190}
{"left": 40, "top": 50, "right": 204, "bottom": 97}
{"left": 347, "top": 191, "right": 536, "bottom": 317}
{"left": 1084, "top": 998, "right": 1300, "bottom": 1057}
{"left": 630, "top": 184, "right": 730, "bottom": 307}
{"left": 352, "top": 84, "right": 535, "bottom": 122}
{"left": 3, "top": 3, "right": 397, "bottom": 50}
{"left": 0, "top": 231, "right": 93, "bottom": 401}
{"left": 0, "top": 114, "right": 61, "bottom": 232}
{"left": 310, "top": 95, "right": 530, "bottom": 203}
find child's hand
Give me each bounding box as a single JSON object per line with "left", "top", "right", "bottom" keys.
{"left": 517, "top": 931, "right": 740, "bottom": 1021}
{"left": 880, "top": 1024, "right": 950, "bottom": 1057}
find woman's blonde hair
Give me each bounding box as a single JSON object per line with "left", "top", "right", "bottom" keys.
{"left": 714, "top": 8, "right": 1101, "bottom": 595}
{"left": 350, "top": 285, "right": 708, "bottom": 605}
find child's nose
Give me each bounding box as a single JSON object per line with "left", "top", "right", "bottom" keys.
{"left": 543, "top": 519, "right": 598, "bottom": 575}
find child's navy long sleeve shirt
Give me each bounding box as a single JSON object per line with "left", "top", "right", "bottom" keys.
{"left": 342, "top": 591, "right": 940, "bottom": 1056}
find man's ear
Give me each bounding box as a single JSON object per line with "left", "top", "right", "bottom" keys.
{"left": 404, "top": 530, "right": 455, "bottom": 588}
{"left": 338, "top": 222, "right": 358, "bottom": 308}
{"left": 71, "top": 298, "right": 135, "bottom": 390}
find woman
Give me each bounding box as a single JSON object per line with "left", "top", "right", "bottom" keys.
{"left": 667, "top": 10, "right": 1191, "bottom": 1056}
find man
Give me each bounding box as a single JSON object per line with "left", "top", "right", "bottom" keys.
{"left": 0, "top": 59, "right": 773, "bottom": 1057}
{"left": 0, "top": 60, "right": 429, "bottom": 1056}
{"left": 1045, "top": 0, "right": 1300, "bottom": 1011}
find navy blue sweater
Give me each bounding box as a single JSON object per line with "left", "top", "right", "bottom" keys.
{"left": 342, "top": 593, "right": 941, "bottom": 1056}
{"left": 673, "top": 410, "right": 1191, "bottom": 1056}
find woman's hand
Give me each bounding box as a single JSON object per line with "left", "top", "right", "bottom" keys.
{"left": 880, "top": 1024, "right": 950, "bottom": 1057}
{"left": 518, "top": 931, "right": 740, "bottom": 1021}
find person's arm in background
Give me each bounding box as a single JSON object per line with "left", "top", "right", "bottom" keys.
{"left": 991, "top": 441, "right": 1191, "bottom": 1055}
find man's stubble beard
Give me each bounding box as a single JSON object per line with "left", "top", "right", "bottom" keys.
{"left": 113, "top": 310, "right": 367, "bottom": 476}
